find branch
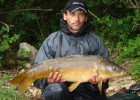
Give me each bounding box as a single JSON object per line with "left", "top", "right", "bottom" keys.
{"left": 128, "top": 0, "right": 136, "bottom": 7}
{"left": 88, "top": 10, "right": 99, "bottom": 19}
{"left": 36, "top": 19, "right": 43, "bottom": 37}
{"left": 15, "top": 8, "right": 53, "bottom": 12}
{"left": 123, "top": 0, "right": 140, "bottom": 9}
{"left": 134, "top": 0, "right": 139, "bottom": 5}
{"left": 0, "top": 8, "right": 53, "bottom": 14}
{"left": 122, "top": 0, "right": 128, "bottom": 6}
{"left": 0, "top": 21, "right": 9, "bottom": 32}
{"left": 103, "top": 0, "right": 117, "bottom": 13}
{"left": 127, "top": 6, "right": 140, "bottom": 9}
{"left": 25, "top": 27, "right": 39, "bottom": 35}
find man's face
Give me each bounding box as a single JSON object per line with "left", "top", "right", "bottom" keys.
{"left": 63, "top": 9, "right": 87, "bottom": 33}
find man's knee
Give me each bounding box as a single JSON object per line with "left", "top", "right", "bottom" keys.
{"left": 43, "top": 83, "right": 68, "bottom": 96}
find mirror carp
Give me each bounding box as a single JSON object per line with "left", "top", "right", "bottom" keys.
{"left": 10, "top": 55, "right": 126, "bottom": 95}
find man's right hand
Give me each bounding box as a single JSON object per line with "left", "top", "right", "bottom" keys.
{"left": 47, "top": 72, "right": 66, "bottom": 84}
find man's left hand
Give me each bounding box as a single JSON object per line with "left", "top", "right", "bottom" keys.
{"left": 89, "top": 73, "right": 107, "bottom": 84}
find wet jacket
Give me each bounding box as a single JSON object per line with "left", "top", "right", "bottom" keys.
{"left": 33, "top": 19, "right": 109, "bottom": 97}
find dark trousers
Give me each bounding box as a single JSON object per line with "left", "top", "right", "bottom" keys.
{"left": 42, "top": 83, "right": 107, "bottom": 100}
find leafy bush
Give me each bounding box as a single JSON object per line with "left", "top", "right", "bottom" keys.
{"left": 115, "top": 35, "right": 140, "bottom": 63}
{"left": 0, "top": 24, "right": 20, "bottom": 67}
{"left": 17, "top": 48, "right": 32, "bottom": 66}
{"left": 86, "top": 0, "right": 140, "bottom": 82}
{"left": 128, "top": 60, "right": 140, "bottom": 82}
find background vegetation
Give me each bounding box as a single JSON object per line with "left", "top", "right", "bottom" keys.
{"left": 0, "top": 72, "right": 29, "bottom": 100}
{"left": 0, "top": 0, "right": 140, "bottom": 78}
{"left": 0, "top": 0, "right": 140, "bottom": 99}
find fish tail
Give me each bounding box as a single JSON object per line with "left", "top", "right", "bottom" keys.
{"left": 10, "top": 71, "right": 34, "bottom": 95}
{"left": 18, "top": 78, "right": 34, "bottom": 95}
{"left": 10, "top": 72, "right": 27, "bottom": 85}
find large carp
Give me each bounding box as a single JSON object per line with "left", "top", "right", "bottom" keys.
{"left": 10, "top": 55, "right": 126, "bottom": 95}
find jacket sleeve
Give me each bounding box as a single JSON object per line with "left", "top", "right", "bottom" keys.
{"left": 91, "top": 33, "right": 108, "bottom": 57}
{"left": 33, "top": 38, "right": 55, "bottom": 91}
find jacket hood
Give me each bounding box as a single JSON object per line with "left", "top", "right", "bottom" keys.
{"left": 60, "top": 18, "right": 91, "bottom": 37}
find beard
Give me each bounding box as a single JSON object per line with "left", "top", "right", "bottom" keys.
{"left": 67, "top": 23, "right": 83, "bottom": 33}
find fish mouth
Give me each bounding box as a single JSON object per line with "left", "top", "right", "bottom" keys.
{"left": 113, "top": 71, "right": 126, "bottom": 77}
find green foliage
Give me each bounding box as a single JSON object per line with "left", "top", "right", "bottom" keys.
{"left": 2, "top": 75, "right": 13, "bottom": 80}
{"left": 0, "top": 74, "right": 29, "bottom": 100}
{"left": 0, "top": 81, "right": 5, "bottom": 87}
{"left": 17, "top": 48, "right": 32, "bottom": 66}
{"left": 0, "top": 24, "right": 20, "bottom": 67}
{"left": 92, "top": 14, "right": 136, "bottom": 61}
{"left": 115, "top": 35, "right": 140, "bottom": 64}
{"left": 132, "top": 9, "right": 140, "bottom": 31}
{"left": 122, "top": 36, "right": 140, "bottom": 57}
{"left": 21, "top": 12, "right": 39, "bottom": 22}
{"left": 18, "top": 48, "right": 32, "bottom": 59}
{"left": 94, "top": 15, "right": 133, "bottom": 41}
{"left": 86, "top": 0, "right": 140, "bottom": 82}
{"left": 0, "top": 34, "right": 19, "bottom": 52}
{"left": 128, "top": 60, "right": 140, "bottom": 82}
{"left": 0, "top": 0, "right": 5, "bottom": 5}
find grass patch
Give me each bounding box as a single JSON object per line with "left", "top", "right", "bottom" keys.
{"left": 0, "top": 73, "right": 29, "bottom": 100}
{"left": 0, "top": 80, "right": 5, "bottom": 86}
{"left": 0, "top": 86, "right": 29, "bottom": 100}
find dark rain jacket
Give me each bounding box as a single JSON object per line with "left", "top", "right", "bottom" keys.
{"left": 33, "top": 19, "right": 109, "bottom": 98}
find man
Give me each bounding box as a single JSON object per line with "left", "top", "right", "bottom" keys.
{"left": 34, "top": 0, "right": 109, "bottom": 100}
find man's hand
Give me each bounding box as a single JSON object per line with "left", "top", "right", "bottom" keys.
{"left": 47, "top": 72, "right": 66, "bottom": 84}
{"left": 89, "top": 73, "right": 107, "bottom": 84}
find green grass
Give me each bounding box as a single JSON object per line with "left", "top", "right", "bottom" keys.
{"left": 0, "top": 74, "right": 29, "bottom": 100}
{"left": 0, "top": 81, "right": 5, "bottom": 86}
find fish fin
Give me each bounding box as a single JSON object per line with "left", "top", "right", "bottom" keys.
{"left": 68, "top": 82, "right": 80, "bottom": 92}
{"left": 18, "top": 78, "right": 34, "bottom": 95}
{"left": 98, "top": 78, "right": 102, "bottom": 95}
{"left": 92, "top": 65, "right": 98, "bottom": 73}
{"left": 10, "top": 72, "right": 27, "bottom": 85}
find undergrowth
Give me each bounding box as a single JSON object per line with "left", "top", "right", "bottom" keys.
{"left": 0, "top": 73, "right": 29, "bottom": 100}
